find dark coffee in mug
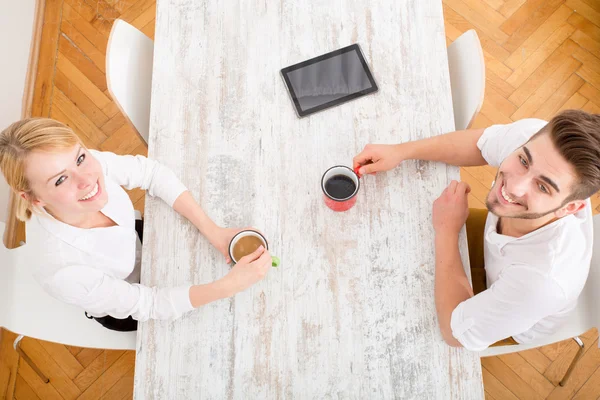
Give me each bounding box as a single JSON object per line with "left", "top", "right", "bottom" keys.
{"left": 232, "top": 235, "right": 264, "bottom": 261}
{"left": 325, "top": 174, "right": 357, "bottom": 200}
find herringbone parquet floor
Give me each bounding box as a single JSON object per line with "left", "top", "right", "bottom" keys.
{"left": 1, "top": 0, "right": 600, "bottom": 399}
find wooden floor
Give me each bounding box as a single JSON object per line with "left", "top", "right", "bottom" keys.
{"left": 1, "top": 0, "right": 600, "bottom": 399}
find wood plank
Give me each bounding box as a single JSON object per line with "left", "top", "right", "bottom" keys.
{"left": 581, "top": 100, "right": 600, "bottom": 114}
{"left": 19, "top": 338, "right": 82, "bottom": 400}
{"left": 481, "top": 86, "right": 516, "bottom": 124}
{"left": 21, "top": 0, "right": 46, "bottom": 119}
{"left": 546, "top": 338, "right": 600, "bottom": 399}
{"left": 74, "top": 350, "right": 125, "bottom": 391}
{"left": 568, "top": 12, "right": 600, "bottom": 43}
{"left": 101, "top": 366, "right": 135, "bottom": 400}
{"left": 53, "top": 88, "right": 108, "bottom": 145}
{"left": 443, "top": 0, "right": 509, "bottom": 43}
{"left": 505, "top": 5, "right": 574, "bottom": 69}
{"left": 66, "top": 345, "right": 83, "bottom": 356}
{"left": 509, "top": 39, "right": 580, "bottom": 106}
{"left": 486, "top": 69, "right": 517, "bottom": 98}
{"left": 460, "top": 168, "right": 493, "bottom": 205}
{"left": 518, "top": 348, "right": 553, "bottom": 376}
{"left": 545, "top": 329, "right": 599, "bottom": 384}
{"left": 61, "top": 19, "right": 106, "bottom": 72}
{"left": 91, "top": 15, "right": 115, "bottom": 39}
{"left": 56, "top": 53, "right": 111, "bottom": 109}
{"left": 54, "top": 69, "right": 110, "bottom": 127}
{"left": 75, "top": 348, "right": 104, "bottom": 369}
{"left": 582, "top": 0, "right": 600, "bottom": 12}
{"left": 499, "top": 0, "right": 527, "bottom": 19}
{"left": 580, "top": 82, "right": 600, "bottom": 100}
{"left": 502, "top": 0, "right": 565, "bottom": 54}
{"left": 500, "top": 0, "right": 546, "bottom": 36}
{"left": 463, "top": 165, "right": 496, "bottom": 187}
{"left": 506, "top": 23, "right": 576, "bottom": 88}
{"left": 62, "top": 3, "right": 109, "bottom": 54}
{"left": 31, "top": 0, "right": 63, "bottom": 118}
{"left": 481, "top": 357, "right": 545, "bottom": 400}
{"left": 119, "top": 0, "right": 156, "bottom": 24}
{"left": 482, "top": 0, "right": 503, "bottom": 11}
{"left": 0, "top": 364, "right": 10, "bottom": 400}
{"left": 13, "top": 375, "right": 41, "bottom": 400}
{"left": 573, "top": 364, "right": 600, "bottom": 399}
{"left": 566, "top": 0, "right": 600, "bottom": 29}
{"left": 577, "top": 65, "right": 600, "bottom": 91}
{"left": 511, "top": 56, "right": 582, "bottom": 120}
{"left": 446, "top": 0, "right": 506, "bottom": 27}
{"left": 38, "top": 340, "right": 84, "bottom": 380}
{"left": 102, "top": 101, "right": 121, "bottom": 118}
{"left": 570, "top": 30, "right": 600, "bottom": 59}
{"left": 105, "top": 0, "right": 139, "bottom": 14}
{"left": 572, "top": 45, "right": 600, "bottom": 74}
{"left": 443, "top": 5, "right": 512, "bottom": 61}
{"left": 50, "top": 105, "right": 96, "bottom": 149}
{"left": 532, "top": 72, "right": 585, "bottom": 119}
{"left": 140, "top": 18, "right": 155, "bottom": 39}
{"left": 78, "top": 352, "right": 136, "bottom": 400}
{"left": 130, "top": 3, "right": 156, "bottom": 30}
{"left": 556, "top": 92, "right": 589, "bottom": 113}
{"left": 63, "top": 0, "right": 98, "bottom": 22}
{"left": 497, "top": 353, "right": 555, "bottom": 398}
{"left": 17, "top": 358, "right": 63, "bottom": 400}
{"left": 80, "top": 0, "right": 121, "bottom": 21}
{"left": 99, "top": 122, "right": 145, "bottom": 154}
{"left": 58, "top": 36, "right": 107, "bottom": 92}
{"left": 100, "top": 112, "right": 127, "bottom": 135}
{"left": 0, "top": 329, "right": 19, "bottom": 399}
{"left": 470, "top": 112, "right": 494, "bottom": 130}
{"left": 481, "top": 365, "right": 519, "bottom": 400}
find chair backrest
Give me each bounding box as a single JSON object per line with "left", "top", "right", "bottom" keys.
{"left": 106, "top": 19, "right": 154, "bottom": 144}
{"left": 447, "top": 29, "right": 485, "bottom": 131}
{"left": 0, "top": 221, "right": 136, "bottom": 350}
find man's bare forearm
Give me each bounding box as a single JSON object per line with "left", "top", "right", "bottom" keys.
{"left": 401, "top": 128, "right": 486, "bottom": 167}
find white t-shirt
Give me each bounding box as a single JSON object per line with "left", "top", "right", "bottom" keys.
{"left": 28, "top": 150, "right": 194, "bottom": 322}
{"left": 450, "top": 119, "right": 593, "bottom": 351}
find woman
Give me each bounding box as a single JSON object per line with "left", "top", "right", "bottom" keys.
{"left": 0, "top": 118, "right": 272, "bottom": 330}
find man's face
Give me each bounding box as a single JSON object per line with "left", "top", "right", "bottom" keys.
{"left": 486, "top": 132, "right": 582, "bottom": 220}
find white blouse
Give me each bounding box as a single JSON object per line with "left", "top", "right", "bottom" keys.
{"left": 28, "top": 150, "right": 195, "bottom": 321}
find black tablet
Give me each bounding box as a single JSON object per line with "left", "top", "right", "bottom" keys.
{"left": 281, "top": 44, "right": 378, "bottom": 117}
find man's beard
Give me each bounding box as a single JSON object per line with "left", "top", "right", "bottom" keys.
{"left": 485, "top": 193, "right": 563, "bottom": 220}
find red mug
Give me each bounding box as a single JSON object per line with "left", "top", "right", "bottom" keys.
{"left": 321, "top": 165, "right": 360, "bottom": 212}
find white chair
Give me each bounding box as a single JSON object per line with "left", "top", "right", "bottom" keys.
{"left": 106, "top": 19, "right": 154, "bottom": 144}
{"left": 0, "top": 221, "right": 136, "bottom": 382}
{"left": 447, "top": 29, "right": 485, "bottom": 131}
{"left": 480, "top": 214, "right": 600, "bottom": 386}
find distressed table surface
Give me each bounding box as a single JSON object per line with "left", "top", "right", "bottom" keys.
{"left": 134, "top": 0, "right": 484, "bottom": 398}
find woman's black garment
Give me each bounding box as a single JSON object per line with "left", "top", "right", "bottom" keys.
{"left": 83, "top": 218, "right": 144, "bottom": 332}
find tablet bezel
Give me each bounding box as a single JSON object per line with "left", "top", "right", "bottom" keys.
{"left": 280, "top": 44, "right": 378, "bottom": 117}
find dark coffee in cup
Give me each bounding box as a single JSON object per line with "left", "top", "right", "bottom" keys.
{"left": 325, "top": 174, "right": 357, "bottom": 200}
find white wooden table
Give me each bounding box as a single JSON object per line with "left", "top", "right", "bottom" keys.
{"left": 134, "top": 1, "right": 484, "bottom": 398}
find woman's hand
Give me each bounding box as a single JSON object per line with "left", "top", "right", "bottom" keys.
{"left": 223, "top": 246, "right": 272, "bottom": 294}
{"left": 209, "top": 226, "right": 248, "bottom": 263}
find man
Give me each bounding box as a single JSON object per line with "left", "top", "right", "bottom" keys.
{"left": 353, "top": 110, "right": 600, "bottom": 351}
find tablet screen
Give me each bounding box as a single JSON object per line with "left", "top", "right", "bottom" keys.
{"left": 281, "top": 44, "right": 378, "bottom": 117}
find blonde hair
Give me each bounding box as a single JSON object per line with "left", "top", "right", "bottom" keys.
{"left": 0, "top": 118, "right": 81, "bottom": 221}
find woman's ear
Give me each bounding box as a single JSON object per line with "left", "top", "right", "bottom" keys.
{"left": 19, "top": 191, "right": 45, "bottom": 208}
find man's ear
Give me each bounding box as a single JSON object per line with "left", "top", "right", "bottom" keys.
{"left": 555, "top": 200, "right": 586, "bottom": 218}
